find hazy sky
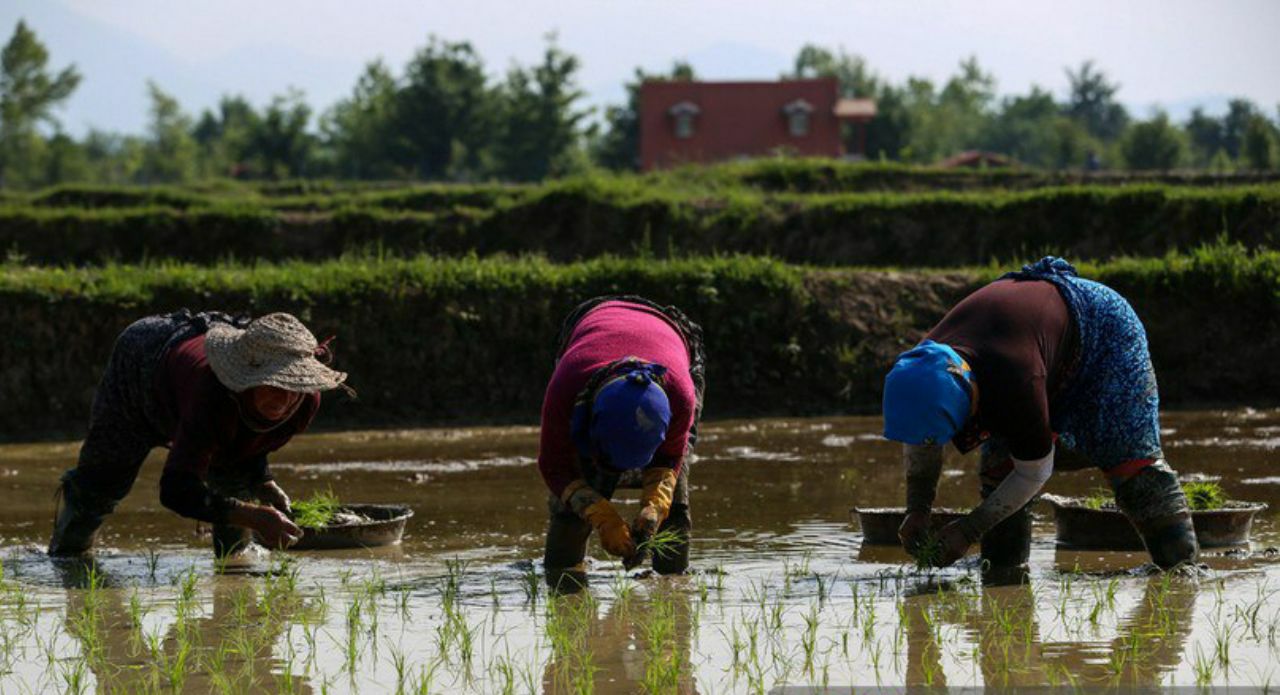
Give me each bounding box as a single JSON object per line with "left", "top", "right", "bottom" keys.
{"left": 4, "top": 0, "right": 1278, "bottom": 136}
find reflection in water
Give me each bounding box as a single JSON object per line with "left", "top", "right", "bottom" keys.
{"left": 901, "top": 570, "right": 1199, "bottom": 690}
{"left": 542, "top": 584, "right": 698, "bottom": 694}
{"left": 59, "top": 559, "right": 305, "bottom": 693}
{"left": 0, "top": 411, "right": 1277, "bottom": 692}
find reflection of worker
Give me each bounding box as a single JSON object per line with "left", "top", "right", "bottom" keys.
{"left": 541, "top": 590, "right": 698, "bottom": 694}
{"left": 49, "top": 312, "right": 348, "bottom": 558}
{"left": 59, "top": 560, "right": 304, "bottom": 693}
{"left": 883, "top": 257, "right": 1196, "bottom": 570}
{"left": 539, "top": 296, "right": 704, "bottom": 582}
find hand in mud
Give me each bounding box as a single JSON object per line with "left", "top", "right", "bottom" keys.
{"left": 258, "top": 480, "right": 291, "bottom": 515}
{"left": 898, "top": 510, "right": 932, "bottom": 553}
{"left": 241, "top": 505, "right": 302, "bottom": 550}
{"left": 933, "top": 521, "right": 971, "bottom": 568}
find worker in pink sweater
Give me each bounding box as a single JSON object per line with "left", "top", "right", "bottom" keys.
{"left": 539, "top": 296, "right": 705, "bottom": 587}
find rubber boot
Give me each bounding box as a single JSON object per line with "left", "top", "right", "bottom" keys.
{"left": 1114, "top": 461, "right": 1198, "bottom": 570}
{"left": 976, "top": 438, "right": 1032, "bottom": 569}
{"left": 212, "top": 523, "right": 253, "bottom": 560}
{"left": 979, "top": 503, "right": 1032, "bottom": 569}
{"left": 543, "top": 509, "right": 592, "bottom": 594}
{"left": 48, "top": 477, "right": 109, "bottom": 556}
{"left": 651, "top": 503, "right": 691, "bottom": 575}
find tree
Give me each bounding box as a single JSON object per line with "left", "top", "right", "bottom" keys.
{"left": 1119, "top": 112, "right": 1186, "bottom": 170}
{"left": 140, "top": 81, "right": 197, "bottom": 182}
{"left": 1185, "top": 107, "right": 1224, "bottom": 167}
{"left": 983, "top": 87, "right": 1096, "bottom": 168}
{"left": 248, "top": 89, "right": 314, "bottom": 179}
{"left": 593, "top": 61, "right": 694, "bottom": 171}
{"left": 492, "top": 36, "right": 588, "bottom": 182}
{"left": 193, "top": 95, "right": 259, "bottom": 177}
{"left": 0, "top": 20, "right": 81, "bottom": 187}
{"left": 394, "top": 37, "right": 495, "bottom": 179}
{"left": 898, "top": 58, "right": 996, "bottom": 163}
{"left": 1240, "top": 115, "right": 1275, "bottom": 171}
{"left": 1222, "top": 98, "right": 1259, "bottom": 159}
{"left": 1063, "top": 61, "right": 1128, "bottom": 141}
{"left": 321, "top": 60, "right": 401, "bottom": 179}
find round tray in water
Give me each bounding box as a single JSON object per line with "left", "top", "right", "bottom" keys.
{"left": 1041, "top": 495, "right": 1266, "bottom": 550}
{"left": 289, "top": 504, "right": 414, "bottom": 550}
{"left": 851, "top": 507, "right": 968, "bottom": 545}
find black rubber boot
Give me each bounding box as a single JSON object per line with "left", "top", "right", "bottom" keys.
{"left": 975, "top": 438, "right": 1032, "bottom": 569}
{"left": 978, "top": 503, "right": 1032, "bottom": 569}
{"left": 1113, "top": 461, "right": 1198, "bottom": 570}
{"left": 651, "top": 504, "right": 691, "bottom": 575}
{"left": 543, "top": 509, "right": 592, "bottom": 593}
{"left": 212, "top": 523, "right": 254, "bottom": 559}
{"left": 48, "top": 476, "right": 110, "bottom": 556}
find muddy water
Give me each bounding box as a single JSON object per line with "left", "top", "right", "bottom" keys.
{"left": 0, "top": 409, "right": 1279, "bottom": 692}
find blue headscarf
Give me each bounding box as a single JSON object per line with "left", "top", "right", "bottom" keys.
{"left": 882, "top": 340, "right": 973, "bottom": 446}
{"left": 571, "top": 361, "right": 671, "bottom": 471}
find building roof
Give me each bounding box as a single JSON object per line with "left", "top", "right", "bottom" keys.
{"left": 834, "top": 98, "right": 877, "bottom": 119}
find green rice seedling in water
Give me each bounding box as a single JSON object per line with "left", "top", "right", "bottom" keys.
{"left": 911, "top": 533, "right": 944, "bottom": 571}
{"left": 293, "top": 488, "right": 342, "bottom": 529}
{"left": 1081, "top": 486, "right": 1114, "bottom": 510}
{"left": 635, "top": 528, "right": 685, "bottom": 562}
{"left": 519, "top": 565, "right": 541, "bottom": 606}
{"left": 1184, "top": 480, "right": 1227, "bottom": 511}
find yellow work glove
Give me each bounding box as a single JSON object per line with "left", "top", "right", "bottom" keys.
{"left": 562, "top": 479, "right": 635, "bottom": 559}
{"left": 583, "top": 499, "right": 635, "bottom": 558}
{"left": 633, "top": 467, "right": 678, "bottom": 539}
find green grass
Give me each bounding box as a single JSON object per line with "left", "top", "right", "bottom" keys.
{"left": 291, "top": 489, "right": 342, "bottom": 529}
{"left": 1184, "top": 481, "right": 1228, "bottom": 511}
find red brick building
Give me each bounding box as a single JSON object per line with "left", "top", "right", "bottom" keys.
{"left": 639, "top": 77, "right": 876, "bottom": 171}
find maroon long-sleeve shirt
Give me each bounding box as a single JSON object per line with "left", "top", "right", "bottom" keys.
{"left": 537, "top": 301, "right": 697, "bottom": 499}
{"left": 154, "top": 334, "right": 319, "bottom": 522}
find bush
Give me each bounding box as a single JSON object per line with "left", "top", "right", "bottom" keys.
{"left": 1, "top": 182, "right": 1277, "bottom": 266}
{"left": 2, "top": 244, "right": 1276, "bottom": 438}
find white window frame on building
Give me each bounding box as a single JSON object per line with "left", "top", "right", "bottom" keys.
{"left": 668, "top": 101, "right": 700, "bottom": 139}
{"left": 782, "top": 99, "right": 814, "bottom": 137}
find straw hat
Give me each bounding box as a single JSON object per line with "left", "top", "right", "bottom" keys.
{"left": 205, "top": 313, "right": 347, "bottom": 393}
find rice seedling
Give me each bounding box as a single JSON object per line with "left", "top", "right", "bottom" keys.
{"left": 1080, "top": 486, "right": 1114, "bottom": 510}
{"left": 519, "top": 564, "right": 540, "bottom": 605}
{"left": 635, "top": 527, "right": 685, "bottom": 562}
{"left": 1183, "top": 480, "right": 1227, "bottom": 511}
{"left": 292, "top": 488, "right": 342, "bottom": 529}
{"left": 911, "top": 533, "right": 945, "bottom": 571}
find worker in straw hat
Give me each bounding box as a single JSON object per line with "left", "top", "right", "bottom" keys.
{"left": 48, "top": 310, "right": 349, "bottom": 558}
{"left": 539, "top": 296, "right": 706, "bottom": 589}
{"left": 881, "top": 257, "right": 1197, "bottom": 571}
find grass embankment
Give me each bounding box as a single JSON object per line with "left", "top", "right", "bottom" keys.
{"left": 1, "top": 242, "right": 1275, "bottom": 438}
{"left": 1, "top": 179, "right": 1278, "bottom": 266}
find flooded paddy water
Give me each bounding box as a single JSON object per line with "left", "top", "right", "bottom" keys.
{"left": 1, "top": 409, "right": 1279, "bottom": 692}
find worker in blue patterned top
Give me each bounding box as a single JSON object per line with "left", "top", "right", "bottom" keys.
{"left": 881, "top": 257, "right": 1197, "bottom": 571}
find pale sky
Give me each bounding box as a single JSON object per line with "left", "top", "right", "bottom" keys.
{"left": 4, "top": 0, "right": 1278, "bottom": 136}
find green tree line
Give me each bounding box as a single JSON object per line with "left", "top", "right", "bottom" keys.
{"left": 1, "top": 21, "right": 1277, "bottom": 188}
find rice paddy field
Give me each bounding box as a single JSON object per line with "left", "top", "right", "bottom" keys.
{"left": 1, "top": 409, "right": 1279, "bottom": 692}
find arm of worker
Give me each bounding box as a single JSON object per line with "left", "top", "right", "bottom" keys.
{"left": 898, "top": 443, "right": 944, "bottom": 551}
{"left": 954, "top": 445, "right": 1054, "bottom": 544}
{"left": 161, "top": 430, "right": 299, "bottom": 548}
{"left": 244, "top": 454, "right": 291, "bottom": 514}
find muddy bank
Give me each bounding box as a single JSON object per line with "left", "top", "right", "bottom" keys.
{"left": 1, "top": 251, "right": 1277, "bottom": 439}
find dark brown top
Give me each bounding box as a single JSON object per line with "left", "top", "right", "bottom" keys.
{"left": 926, "top": 278, "right": 1077, "bottom": 461}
